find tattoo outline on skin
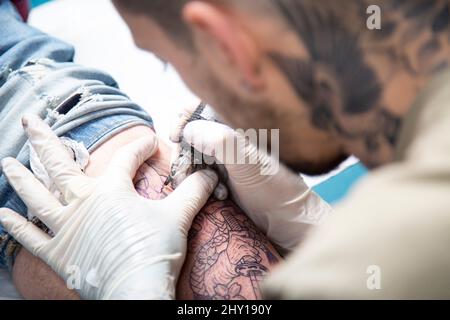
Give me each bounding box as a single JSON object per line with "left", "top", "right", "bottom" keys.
{"left": 133, "top": 160, "right": 172, "bottom": 199}
{"left": 187, "top": 200, "right": 279, "bottom": 300}
{"left": 132, "top": 158, "right": 281, "bottom": 300}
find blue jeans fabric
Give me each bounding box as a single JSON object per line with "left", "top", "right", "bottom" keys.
{"left": 0, "top": 0, "right": 154, "bottom": 270}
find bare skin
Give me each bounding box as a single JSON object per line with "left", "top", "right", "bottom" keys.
{"left": 12, "top": 125, "right": 282, "bottom": 300}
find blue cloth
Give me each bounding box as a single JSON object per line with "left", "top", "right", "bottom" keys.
{"left": 313, "top": 163, "right": 368, "bottom": 205}
{"left": 0, "top": 0, "right": 154, "bottom": 270}
{"left": 31, "top": 0, "right": 49, "bottom": 7}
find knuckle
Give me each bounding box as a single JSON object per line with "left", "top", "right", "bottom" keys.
{"left": 127, "top": 149, "right": 141, "bottom": 164}
{"left": 184, "top": 197, "right": 202, "bottom": 213}
{"left": 200, "top": 180, "right": 215, "bottom": 196}
{"left": 13, "top": 220, "right": 32, "bottom": 237}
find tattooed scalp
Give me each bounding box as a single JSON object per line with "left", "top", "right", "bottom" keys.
{"left": 270, "top": 0, "right": 450, "bottom": 165}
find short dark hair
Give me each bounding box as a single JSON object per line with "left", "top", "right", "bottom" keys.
{"left": 113, "top": 0, "right": 280, "bottom": 48}
{"left": 113, "top": 0, "right": 193, "bottom": 45}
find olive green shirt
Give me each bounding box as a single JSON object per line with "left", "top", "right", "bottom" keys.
{"left": 264, "top": 70, "right": 450, "bottom": 299}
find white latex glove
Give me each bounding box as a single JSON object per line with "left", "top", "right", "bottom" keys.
{"left": 0, "top": 115, "right": 218, "bottom": 300}
{"left": 172, "top": 115, "right": 332, "bottom": 252}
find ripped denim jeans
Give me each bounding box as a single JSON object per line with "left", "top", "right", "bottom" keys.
{"left": 0, "top": 0, "right": 154, "bottom": 271}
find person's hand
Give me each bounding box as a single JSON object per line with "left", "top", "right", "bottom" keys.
{"left": 0, "top": 115, "right": 218, "bottom": 300}
{"left": 171, "top": 109, "right": 332, "bottom": 252}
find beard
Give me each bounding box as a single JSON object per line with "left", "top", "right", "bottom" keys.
{"left": 195, "top": 66, "right": 350, "bottom": 176}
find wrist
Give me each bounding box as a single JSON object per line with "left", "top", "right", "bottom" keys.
{"left": 12, "top": 249, "right": 80, "bottom": 300}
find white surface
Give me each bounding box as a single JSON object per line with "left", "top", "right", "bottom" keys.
{"left": 1, "top": 0, "right": 357, "bottom": 299}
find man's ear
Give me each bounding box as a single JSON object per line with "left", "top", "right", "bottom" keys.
{"left": 183, "top": 1, "right": 264, "bottom": 90}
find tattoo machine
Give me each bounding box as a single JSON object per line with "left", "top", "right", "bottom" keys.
{"left": 163, "top": 103, "right": 229, "bottom": 199}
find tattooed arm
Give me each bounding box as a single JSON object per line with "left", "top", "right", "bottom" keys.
{"left": 177, "top": 200, "right": 281, "bottom": 300}
{"left": 133, "top": 142, "right": 282, "bottom": 300}
{"left": 12, "top": 125, "right": 282, "bottom": 300}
